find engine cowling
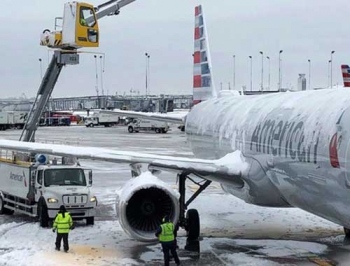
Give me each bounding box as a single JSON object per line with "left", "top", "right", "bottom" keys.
{"left": 116, "top": 172, "right": 180, "bottom": 242}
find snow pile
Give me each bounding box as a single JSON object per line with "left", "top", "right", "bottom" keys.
{"left": 0, "top": 221, "right": 139, "bottom": 266}
{"left": 220, "top": 253, "right": 279, "bottom": 266}
{"left": 214, "top": 150, "right": 249, "bottom": 175}
{"left": 234, "top": 239, "right": 327, "bottom": 257}
{"left": 117, "top": 171, "right": 180, "bottom": 203}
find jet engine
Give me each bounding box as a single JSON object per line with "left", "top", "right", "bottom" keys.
{"left": 116, "top": 172, "right": 180, "bottom": 242}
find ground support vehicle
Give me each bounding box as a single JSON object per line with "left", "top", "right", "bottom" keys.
{"left": 0, "top": 153, "right": 97, "bottom": 227}
{"left": 127, "top": 118, "right": 169, "bottom": 133}
{"left": 85, "top": 111, "right": 119, "bottom": 127}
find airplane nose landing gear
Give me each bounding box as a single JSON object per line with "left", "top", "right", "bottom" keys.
{"left": 176, "top": 172, "right": 211, "bottom": 253}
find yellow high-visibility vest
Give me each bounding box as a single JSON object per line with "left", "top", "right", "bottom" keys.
{"left": 159, "top": 222, "right": 175, "bottom": 242}
{"left": 53, "top": 212, "right": 73, "bottom": 233}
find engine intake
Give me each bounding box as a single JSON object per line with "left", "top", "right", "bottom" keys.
{"left": 117, "top": 172, "right": 180, "bottom": 242}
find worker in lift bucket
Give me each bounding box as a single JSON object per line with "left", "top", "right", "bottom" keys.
{"left": 80, "top": 10, "right": 87, "bottom": 26}
{"left": 155, "top": 215, "right": 181, "bottom": 266}
{"left": 52, "top": 205, "right": 74, "bottom": 252}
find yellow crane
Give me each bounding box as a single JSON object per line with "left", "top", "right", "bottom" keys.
{"left": 20, "top": 0, "right": 136, "bottom": 142}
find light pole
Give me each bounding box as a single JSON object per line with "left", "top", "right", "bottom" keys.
{"left": 233, "top": 55, "right": 236, "bottom": 90}
{"left": 330, "top": 51, "right": 335, "bottom": 88}
{"left": 260, "top": 51, "right": 264, "bottom": 91}
{"left": 145, "top": 53, "right": 150, "bottom": 98}
{"left": 279, "top": 50, "right": 283, "bottom": 91}
{"left": 328, "top": 60, "right": 331, "bottom": 87}
{"left": 249, "top": 56, "right": 253, "bottom": 91}
{"left": 94, "top": 55, "right": 99, "bottom": 97}
{"left": 308, "top": 59, "right": 311, "bottom": 90}
{"left": 38, "top": 58, "right": 43, "bottom": 79}
{"left": 266, "top": 56, "right": 270, "bottom": 91}
{"left": 99, "top": 55, "right": 104, "bottom": 96}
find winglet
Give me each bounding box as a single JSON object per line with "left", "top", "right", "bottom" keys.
{"left": 193, "top": 5, "right": 217, "bottom": 105}
{"left": 341, "top": 65, "right": 350, "bottom": 87}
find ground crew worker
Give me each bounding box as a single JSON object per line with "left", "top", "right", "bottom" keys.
{"left": 52, "top": 205, "right": 74, "bottom": 252}
{"left": 155, "top": 216, "right": 181, "bottom": 266}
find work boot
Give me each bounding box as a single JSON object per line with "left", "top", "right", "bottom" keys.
{"left": 55, "top": 247, "right": 60, "bottom": 251}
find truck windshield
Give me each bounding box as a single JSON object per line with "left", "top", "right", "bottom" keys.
{"left": 44, "top": 169, "right": 86, "bottom": 187}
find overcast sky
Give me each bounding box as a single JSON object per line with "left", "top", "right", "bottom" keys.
{"left": 1, "top": 0, "right": 349, "bottom": 98}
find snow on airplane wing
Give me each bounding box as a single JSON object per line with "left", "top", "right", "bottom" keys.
{"left": 100, "top": 110, "right": 186, "bottom": 124}
{"left": 0, "top": 139, "right": 247, "bottom": 186}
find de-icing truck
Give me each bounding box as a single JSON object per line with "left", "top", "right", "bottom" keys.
{"left": 0, "top": 152, "right": 97, "bottom": 227}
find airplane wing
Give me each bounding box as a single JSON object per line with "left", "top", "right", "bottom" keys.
{"left": 100, "top": 110, "right": 186, "bottom": 124}
{"left": 0, "top": 139, "right": 247, "bottom": 186}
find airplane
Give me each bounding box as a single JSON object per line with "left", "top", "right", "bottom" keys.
{"left": 342, "top": 65, "right": 350, "bottom": 87}
{"left": 2, "top": 4, "right": 350, "bottom": 246}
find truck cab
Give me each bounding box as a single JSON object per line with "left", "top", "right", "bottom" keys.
{"left": 0, "top": 152, "right": 97, "bottom": 227}
{"left": 34, "top": 164, "right": 96, "bottom": 226}
{"left": 85, "top": 116, "right": 99, "bottom": 127}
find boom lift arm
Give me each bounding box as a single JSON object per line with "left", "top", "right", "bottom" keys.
{"left": 20, "top": 0, "right": 136, "bottom": 142}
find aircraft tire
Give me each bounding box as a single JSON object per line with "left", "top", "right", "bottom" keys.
{"left": 38, "top": 201, "right": 49, "bottom": 228}
{"left": 344, "top": 227, "right": 350, "bottom": 238}
{"left": 186, "top": 209, "right": 200, "bottom": 240}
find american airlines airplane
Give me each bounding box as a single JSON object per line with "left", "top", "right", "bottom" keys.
{"left": 342, "top": 64, "right": 350, "bottom": 87}
{"left": 1, "top": 5, "right": 350, "bottom": 244}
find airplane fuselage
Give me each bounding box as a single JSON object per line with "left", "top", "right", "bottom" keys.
{"left": 186, "top": 89, "right": 350, "bottom": 229}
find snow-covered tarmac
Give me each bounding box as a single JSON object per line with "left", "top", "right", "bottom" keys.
{"left": 0, "top": 125, "right": 349, "bottom": 265}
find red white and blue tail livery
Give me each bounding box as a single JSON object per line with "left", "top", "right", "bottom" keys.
{"left": 341, "top": 65, "right": 350, "bottom": 87}
{"left": 193, "top": 5, "right": 216, "bottom": 105}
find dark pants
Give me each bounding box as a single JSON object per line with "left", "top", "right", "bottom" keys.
{"left": 161, "top": 241, "right": 180, "bottom": 266}
{"left": 55, "top": 233, "right": 69, "bottom": 251}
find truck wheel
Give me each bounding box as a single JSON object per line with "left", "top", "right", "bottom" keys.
{"left": 38, "top": 202, "right": 49, "bottom": 228}
{"left": 90, "top": 124, "right": 94, "bottom": 128}
{"left": 344, "top": 227, "right": 350, "bottom": 238}
{"left": 86, "top": 217, "right": 94, "bottom": 225}
{"left": 161, "top": 129, "right": 168, "bottom": 134}
{"left": 155, "top": 128, "right": 161, "bottom": 133}
{"left": 0, "top": 196, "right": 4, "bottom": 214}
{"left": 128, "top": 126, "right": 134, "bottom": 133}
{"left": 0, "top": 196, "right": 13, "bottom": 215}
{"left": 186, "top": 209, "right": 200, "bottom": 240}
